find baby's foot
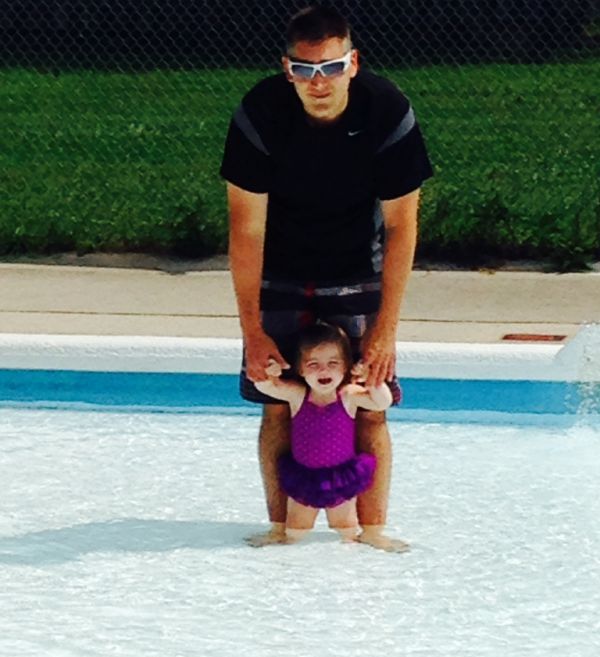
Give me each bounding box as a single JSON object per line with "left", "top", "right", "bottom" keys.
{"left": 358, "top": 525, "right": 410, "bottom": 553}
{"left": 284, "top": 528, "right": 310, "bottom": 544}
{"left": 245, "top": 523, "right": 286, "bottom": 547}
{"left": 335, "top": 526, "right": 359, "bottom": 543}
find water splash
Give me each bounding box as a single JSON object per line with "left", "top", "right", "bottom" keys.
{"left": 564, "top": 324, "right": 600, "bottom": 416}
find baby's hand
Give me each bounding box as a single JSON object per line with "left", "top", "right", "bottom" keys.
{"left": 265, "top": 358, "right": 283, "bottom": 378}
{"left": 351, "top": 361, "right": 369, "bottom": 384}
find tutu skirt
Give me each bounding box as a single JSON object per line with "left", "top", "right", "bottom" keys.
{"left": 278, "top": 452, "right": 377, "bottom": 509}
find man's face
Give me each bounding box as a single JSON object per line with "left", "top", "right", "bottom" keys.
{"left": 282, "top": 37, "right": 358, "bottom": 124}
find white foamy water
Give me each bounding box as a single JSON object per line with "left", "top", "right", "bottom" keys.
{"left": 1, "top": 409, "right": 599, "bottom": 657}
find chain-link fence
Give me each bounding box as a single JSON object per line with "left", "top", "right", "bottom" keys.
{"left": 2, "top": 0, "right": 597, "bottom": 68}
{"left": 1, "top": 1, "right": 599, "bottom": 263}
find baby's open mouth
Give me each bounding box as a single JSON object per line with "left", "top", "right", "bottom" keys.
{"left": 318, "top": 377, "right": 333, "bottom": 385}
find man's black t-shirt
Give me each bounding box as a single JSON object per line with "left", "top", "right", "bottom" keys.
{"left": 220, "top": 69, "right": 433, "bottom": 282}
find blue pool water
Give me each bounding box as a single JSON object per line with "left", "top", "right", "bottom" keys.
{"left": 1, "top": 370, "right": 599, "bottom": 656}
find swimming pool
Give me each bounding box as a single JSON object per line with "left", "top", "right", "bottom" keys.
{"left": 1, "top": 326, "right": 599, "bottom": 421}
{"left": 2, "top": 408, "right": 599, "bottom": 657}
{"left": 1, "top": 329, "right": 599, "bottom": 656}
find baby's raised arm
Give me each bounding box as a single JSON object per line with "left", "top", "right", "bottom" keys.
{"left": 254, "top": 359, "right": 305, "bottom": 406}
{"left": 346, "top": 362, "right": 393, "bottom": 412}
{"left": 350, "top": 383, "right": 393, "bottom": 411}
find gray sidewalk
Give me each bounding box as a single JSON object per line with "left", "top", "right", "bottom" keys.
{"left": 1, "top": 262, "right": 599, "bottom": 343}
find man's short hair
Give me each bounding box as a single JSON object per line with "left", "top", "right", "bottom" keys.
{"left": 286, "top": 5, "right": 351, "bottom": 53}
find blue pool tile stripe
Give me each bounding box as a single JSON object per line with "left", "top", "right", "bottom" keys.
{"left": 402, "top": 378, "right": 580, "bottom": 415}
{"left": 0, "top": 369, "right": 589, "bottom": 417}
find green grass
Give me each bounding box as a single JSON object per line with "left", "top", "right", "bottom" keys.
{"left": 1, "top": 61, "right": 599, "bottom": 267}
{"left": 391, "top": 60, "right": 600, "bottom": 267}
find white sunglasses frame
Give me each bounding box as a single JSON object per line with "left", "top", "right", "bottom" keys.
{"left": 286, "top": 50, "right": 354, "bottom": 80}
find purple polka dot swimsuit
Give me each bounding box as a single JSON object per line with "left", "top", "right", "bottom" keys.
{"left": 278, "top": 391, "right": 377, "bottom": 508}
{"left": 291, "top": 392, "right": 356, "bottom": 468}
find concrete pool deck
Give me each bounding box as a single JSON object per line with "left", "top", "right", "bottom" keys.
{"left": 1, "top": 259, "right": 599, "bottom": 344}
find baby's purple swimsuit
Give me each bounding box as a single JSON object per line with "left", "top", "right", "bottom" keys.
{"left": 278, "top": 391, "right": 376, "bottom": 508}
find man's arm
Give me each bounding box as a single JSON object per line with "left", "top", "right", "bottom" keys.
{"left": 227, "top": 182, "right": 289, "bottom": 382}
{"left": 362, "top": 188, "right": 420, "bottom": 387}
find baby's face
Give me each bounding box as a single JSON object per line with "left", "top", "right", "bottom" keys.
{"left": 300, "top": 342, "right": 346, "bottom": 394}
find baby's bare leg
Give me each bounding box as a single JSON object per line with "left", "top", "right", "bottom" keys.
{"left": 326, "top": 499, "right": 359, "bottom": 542}
{"left": 285, "top": 498, "right": 319, "bottom": 543}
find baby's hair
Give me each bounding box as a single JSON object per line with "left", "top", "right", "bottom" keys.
{"left": 296, "top": 322, "right": 354, "bottom": 379}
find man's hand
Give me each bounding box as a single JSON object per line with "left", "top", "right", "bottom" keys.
{"left": 360, "top": 323, "right": 396, "bottom": 387}
{"left": 244, "top": 330, "right": 290, "bottom": 382}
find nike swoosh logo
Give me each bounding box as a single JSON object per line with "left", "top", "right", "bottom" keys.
{"left": 348, "top": 130, "right": 363, "bottom": 137}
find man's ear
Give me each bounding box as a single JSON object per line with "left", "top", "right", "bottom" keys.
{"left": 282, "top": 56, "right": 294, "bottom": 82}
{"left": 350, "top": 49, "right": 359, "bottom": 78}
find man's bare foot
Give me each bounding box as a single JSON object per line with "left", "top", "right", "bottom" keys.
{"left": 358, "top": 525, "right": 410, "bottom": 553}
{"left": 245, "top": 522, "right": 286, "bottom": 547}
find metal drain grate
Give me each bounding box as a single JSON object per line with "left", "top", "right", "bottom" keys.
{"left": 501, "top": 333, "right": 567, "bottom": 342}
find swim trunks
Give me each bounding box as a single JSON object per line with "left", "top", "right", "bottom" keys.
{"left": 240, "top": 275, "right": 402, "bottom": 405}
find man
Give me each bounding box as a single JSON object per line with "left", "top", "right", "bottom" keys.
{"left": 220, "top": 5, "right": 433, "bottom": 551}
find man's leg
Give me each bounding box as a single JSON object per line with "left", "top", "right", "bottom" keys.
{"left": 246, "top": 403, "right": 290, "bottom": 547}
{"left": 355, "top": 410, "right": 409, "bottom": 553}
{"left": 259, "top": 404, "right": 291, "bottom": 522}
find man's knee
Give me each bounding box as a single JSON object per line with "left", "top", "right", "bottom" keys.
{"left": 259, "top": 404, "right": 291, "bottom": 454}
{"left": 260, "top": 404, "right": 290, "bottom": 435}
{"left": 356, "top": 410, "right": 390, "bottom": 452}
{"left": 357, "top": 409, "right": 387, "bottom": 427}
{"left": 261, "top": 403, "right": 290, "bottom": 426}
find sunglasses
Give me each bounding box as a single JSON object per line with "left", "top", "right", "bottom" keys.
{"left": 286, "top": 50, "right": 353, "bottom": 80}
